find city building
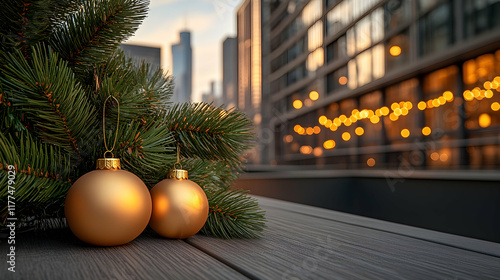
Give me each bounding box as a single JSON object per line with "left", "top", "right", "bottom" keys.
{"left": 222, "top": 37, "right": 238, "bottom": 110}
{"left": 264, "top": 0, "right": 500, "bottom": 169}
{"left": 237, "top": 0, "right": 265, "bottom": 164}
{"left": 202, "top": 81, "right": 220, "bottom": 105}
{"left": 120, "top": 43, "right": 161, "bottom": 69}
{"left": 171, "top": 31, "right": 193, "bottom": 103}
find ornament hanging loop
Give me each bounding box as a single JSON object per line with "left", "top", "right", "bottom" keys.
{"left": 103, "top": 95, "right": 120, "bottom": 158}
{"left": 174, "top": 144, "right": 182, "bottom": 170}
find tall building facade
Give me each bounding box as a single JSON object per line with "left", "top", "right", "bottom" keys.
{"left": 222, "top": 37, "right": 238, "bottom": 110}
{"left": 120, "top": 44, "right": 161, "bottom": 69}
{"left": 265, "top": 0, "right": 500, "bottom": 169}
{"left": 237, "top": 0, "right": 264, "bottom": 164}
{"left": 171, "top": 31, "right": 192, "bottom": 103}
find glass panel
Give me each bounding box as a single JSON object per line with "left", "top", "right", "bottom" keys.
{"left": 372, "top": 44, "right": 385, "bottom": 79}
{"left": 308, "top": 21, "right": 323, "bottom": 51}
{"left": 419, "top": 2, "right": 454, "bottom": 56}
{"left": 385, "top": 0, "right": 412, "bottom": 32}
{"left": 356, "top": 17, "right": 372, "bottom": 53}
{"left": 386, "top": 30, "right": 410, "bottom": 72}
{"left": 326, "top": 35, "right": 347, "bottom": 63}
{"left": 384, "top": 79, "right": 420, "bottom": 142}
{"left": 463, "top": 0, "right": 500, "bottom": 38}
{"left": 326, "top": 67, "right": 348, "bottom": 94}
{"left": 359, "top": 91, "right": 384, "bottom": 146}
{"left": 357, "top": 49, "right": 372, "bottom": 87}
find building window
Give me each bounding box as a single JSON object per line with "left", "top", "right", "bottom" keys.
{"left": 386, "top": 30, "right": 410, "bottom": 72}
{"left": 348, "top": 44, "right": 385, "bottom": 89}
{"left": 326, "top": 35, "right": 347, "bottom": 63}
{"left": 358, "top": 91, "right": 384, "bottom": 146}
{"left": 326, "top": 67, "right": 348, "bottom": 94}
{"left": 384, "top": 0, "right": 412, "bottom": 32}
{"left": 419, "top": 1, "right": 454, "bottom": 56}
{"left": 463, "top": 0, "right": 500, "bottom": 39}
{"left": 384, "top": 79, "right": 420, "bottom": 142}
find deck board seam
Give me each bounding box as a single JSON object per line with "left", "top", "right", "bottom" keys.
{"left": 260, "top": 204, "right": 500, "bottom": 259}
{"left": 184, "top": 239, "right": 261, "bottom": 280}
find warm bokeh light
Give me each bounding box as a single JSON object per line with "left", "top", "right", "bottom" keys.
{"left": 418, "top": 101, "right": 426, "bottom": 110}
{"left": 300, "top": 145, "right": 313, "bottom": 154}
{"left": 440, "top": 153, "right": 449, "bottom": 162}
{"left": 313, "top": 147, "right": 323, "bottom": 157}
{"left": 298, "top": 127, "right": 305, "bottom": 134}
{"left": 405, "top": 101, "right": 413, "bottom": 109}
{"left": 339, "top": 76, "right": 348, "bottom": 85}
{"left": 306, "top": 127, "right": 314, "bottom": 135}
{"left": 344, "top": 119, "right": 352, "bottom": 126}
{"left": 479, "top": 113, "right": 491, "bottom": 128}
{"left": 318, "top": 115, "right": 327, "bottom": 125}
{"left": 323, "top": 140, "right": 336, "bottom": 149}
{"left": 485, "top": 89, "right": 493, "bottom": 98}
{"left": 463, "top": 90, "right": 474, "bottom": 101}
{"left": 443, "top": 91, "right": 454, "bottom": 101}
{"left": 342, "top": 132, "right": 351, "bottom": 141}
{"left": 283, "top": 135, "right": 293, "bottom": 143}
{"left": 492, "top": 102, "right": 500, "bottom": 111}
{"left": 293, "top": 100, "right": 303, "bottom": 109}
{"left": 367, "top": 158, "right": 376, "bottom": 167}
{"left": 389, "top": 113, "right": 399, "bottom": 121}
{"left": 330, "top": 125, "right": 338, "bottom": 131}
{"left": 380, "top": 106, "right": 390, "bottom": 116}
{"left": 394, "top": 108, "right": 402, "bottom": 116}
{"left": 484, "top": 81, "right": 492, "bottom": 90}
{"left": 333, "top": 118, "right": 342, "bottom": 126}
{"left": 309, "top": 90, "right": 319, "bottom": 101}
{"left": 401, "top": 108, "right": 409, "bottom": 116}
{"left": 313, "top": 126, "right": 321, "bottom": 134}
{"left": 304, "top": 98, "right": 313, "bottom": 107}
{"left": 389, "top": 45, "right": 402, "bottom": 56}
{"left": 430, "top": 152, "right": 439, "bottom": 161}
{"left": 294, "top": 125, "right": 301, "bottom": 132}
{"left": 339, "top": 115, "right": 347, "bottom": 122}
{"left": 438, "top": 96, "right": 446, "bottom": 105}
{"left": 370, "top": 115, "right": 380, "bottom": 124}
{"left": 401, "top": 129, "right": 410, "bottom": 138}
{"left": 325, "top": 119, "right": 333, "bottom": 128}
{"left": 427, "top": 100, "right": 434, "bottom": 108}
{"left": 422, "top": 127, "right": 431, "bottom": 136}
{"left": 391, "top": 102, "right": 399, "bottom": 111}
{"left": 355, "top": 127, "right": 364, "bottom": 136}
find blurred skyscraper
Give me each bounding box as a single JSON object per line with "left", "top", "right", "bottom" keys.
{"left": 120, "top": 43, "right": 161, "bottom": 69}
{"left": 222, "top": 37, "right": 238, "bottom": 110}
{"left": 171, "top": 31, "right": 192, "bottom": 104}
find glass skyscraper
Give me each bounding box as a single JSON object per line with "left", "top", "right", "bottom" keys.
{"left": 171, "top": 31, "right": 192, "bottom": 104}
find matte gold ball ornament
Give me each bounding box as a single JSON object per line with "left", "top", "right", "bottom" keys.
{"left": 149, "top": 164, "right": 209, "bottom": 239}
{"left": 64, "top": 96, "right": 152, "bottom": 246}
{"left": 65, "top": 157, "right": 152, "bottom": 246}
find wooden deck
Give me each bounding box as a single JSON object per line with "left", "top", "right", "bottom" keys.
{"left": 2, "top": 196, "right": 500, "bottom": 279}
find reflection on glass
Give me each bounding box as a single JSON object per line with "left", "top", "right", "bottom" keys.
{"left": 308, "top": 21, "right": 323, "bottom": 51}
{"left": 419, "top": 2, "right": 453, "bottom": 56}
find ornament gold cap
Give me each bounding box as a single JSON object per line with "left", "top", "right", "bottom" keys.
{"left": 96, "top": 158, "right": 121, "bottom": 170}
{"left": 168, "top": 169, "right": 188, "bottom": 180}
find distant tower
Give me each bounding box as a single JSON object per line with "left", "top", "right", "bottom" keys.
{"left": 120, "top": 44, "right": 161, "bottom": 69}
{"left": 171, "top": 31, "right": 192, "bottom": 103}
{"left": 222, "top": 37, "right": 237, "bottom": 109}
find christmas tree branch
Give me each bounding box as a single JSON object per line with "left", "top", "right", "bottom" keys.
{"left": 200, "top": 188, "right": 266, "bottom": 239}
{"left": 165, "top": 103, "right": 255, "bottom": 163}
{"left": 181, "top": 158, "right": 242, "bottom": 191}
{"left": 0, "top": 45, "right": 98, "bottom": 159}
{"left": 49, "top": 0, "right": 149, "bottom": 71}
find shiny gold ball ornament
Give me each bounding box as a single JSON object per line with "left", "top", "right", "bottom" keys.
{"left": 149, "top": 168, "right": 209, "bottom": 239}
{"left": 65, "top": 158, "right": 152, "bottom": 246}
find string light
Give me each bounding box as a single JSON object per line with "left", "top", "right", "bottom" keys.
{"left": 323, "top": 140, "right": 336, "bottom": 149}
{"left": 401, "top": 129, "right": 410, "bottom": 138}
{"left": 422, "top": 127, "right": 431, "bottom": 136}
{"left": 367, "top": 158, "right": 376, "bottom": 167}
{"left": 342, "top": 132, "right": 351, "bottom": 141}
{"left": 293, "top": 100, "right": 303, "bottom": 109}
{"left": 355, "top": 127, "right": 364, "bottom": 136}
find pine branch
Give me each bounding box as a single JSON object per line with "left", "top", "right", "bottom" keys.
{"left": 92, "top": 50, "right": 173, "bottom": 123}
{"left": 181, "top": 158, "right": 242, "bottom": 191}
{"left": 49, "top": 0, "right": 149, "bottom": 74}
{"left": 0, "top": 131, "right": 72, "bottom": 227}
{"left": 0, "top": 45, "right": 98, "bottom": 159}
{"left": 200, "top": 188, "right": 266, "bottom": 239}
{"left": 165, "top": 103, "right": 255, "bottom": 163}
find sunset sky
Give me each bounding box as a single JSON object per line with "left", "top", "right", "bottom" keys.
{"left": 126, "top": 0, "right": 243, "bottom": 101}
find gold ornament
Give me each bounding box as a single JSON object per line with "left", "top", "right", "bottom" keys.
{"left": 64, "top": 96, "right": 152, "bottom": 246}
{"left": 149, "top": 155, "right": 209, "bottom": 239}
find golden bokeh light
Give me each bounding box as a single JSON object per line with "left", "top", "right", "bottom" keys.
{"left": 391, "top": 103, "right": 399, "bottom": 111}
{"left": 485, "top": 89, "right": 493, "bottom": 98}
{"left": 443, "top": 91, "right": 454, "bottom": 101}
{"left": 300, "top": 145, "right": 313, "bottom": 154}
{"left": 306, "top": 127, "right": 314, "bottom": 135}
{"left": 430, "top": 152, "right": 440, "bottom": 161}
{"left": 367, "top": 158, "right": 376, "bottom": 167}
{"left": 440, "top": 153, "right": 449, "bottom": 162}
{"left": 342, "top": 132, "right": 351, "bottom": 141}
{"left": 380, "top": 106, "right": 390, "bottom": 116}
{"left": 330, "top": 125, "right": 338, "bottom": 131}
{"left": 418, "top": 101, "right": 426, "bottom": 110}
{"left": 355, "top": 127, "right": 364, "bottom": 136}
{"left": 401, "top": 129, "right": 410, "bottom": 138}
{"left": 309, "top": 90, "right": 319, "bottom": 101}
{"left": 344, "top": 119, "right": 352, "bottom": 126}
{"left": 333, "top": 118, "right": 342, "bottom": 126}
{"left": 313, "top": 147, "right": 323, "bottom": 157}
{"left": 323, "top": 140, "right": 336, "bottom": 149}
{"left": 339, "top": 76, "right": 348, "bottom": 85}
{"left": 422, "top": 127, "right": 431, "bottom": 136}
{"left": 389, "top": 113, "right": 399, "bottom": 121}
{"left": 492, "top": 102, "right": 500, "bottom": 111}
{"left": 478, "top": 113, "right": 491, "bottom": 128}
{"left": 325, "top": 119, "right": 333, "bottom": 128}
{"left": 293, "top": 100, "right": 303, "bottom": 109}
{"left": 294, "top": 125, "right": 301, "bottom": 132}
{"left": 370, "top": 115, "right": 380, "bottom": 124}
{"left": 339, "top": 115, "right": 347, "bottom": 122}
{"left": 318, "top": 115, "right": 327, "bottom": 125}
{"left": 313, "top": 126, "right": 321, "bottom": 134}
{"left": 389, "top": 45, "right": 402, "bottom": 56}
{"left": 283, "top": 135, "right": 293, "bottom": 143}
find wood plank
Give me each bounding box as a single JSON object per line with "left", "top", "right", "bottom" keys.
{"left": 188, "top": 196, "right": 500, "bottom": 279}
{"left": 1, "top": 228, "right": 248, "bottom": 280}
{"left": 256, "top": 196, "right": 500, "bottom": 258}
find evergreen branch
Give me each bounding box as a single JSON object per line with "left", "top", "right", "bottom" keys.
{"left": 49, "top": 0, "right": 149, "bottom": 73}
{"left": 114, "top": 121, "right": 176, "bottom": 186}
{"left": 0, "top": 131, "right": 72, "bottom": 227}
{"left": 0, "top": 45, "right": 98, "bottom": 159}
{"left": 92, "top": 50, "right": 173, "bottom": 123}
{"left": 181, "top": 158, "right": 242, "bottom": 191}
{"left": 200, "top": 188, "right": 266, "bottom": 239}
{"left": 165, "top": 103, "right": 255, "bottom": 163}
{"left": 0, "top": 0, "right": 53, "bottom": 54}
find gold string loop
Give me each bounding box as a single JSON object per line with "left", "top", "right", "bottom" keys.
{"left": 103, "top": 96, "right": 120, "bottom": 158}
{"left": 174, "top": 144, "right": 182, "bottom": 169}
